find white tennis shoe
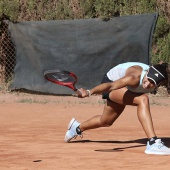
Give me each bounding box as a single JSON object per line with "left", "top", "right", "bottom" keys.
{"left": 64, "top": 118, "right": 82, "bottom": 142}
{"left": 145, "top": 139, "right": 170, "bottom": 155}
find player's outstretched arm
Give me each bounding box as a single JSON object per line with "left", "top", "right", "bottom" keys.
{"left": 77, "top": 75, "right": 139, "bottom": 98}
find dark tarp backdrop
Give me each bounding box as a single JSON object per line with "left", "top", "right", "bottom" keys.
{"left": 8, "top": 13, "right": 158, "bottom": 94}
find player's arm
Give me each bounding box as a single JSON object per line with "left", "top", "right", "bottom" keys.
{"left": 78, "top": 66, "right": 142, "bottom": 97}
{"left": 91, "top": 75, "right": 139, "bottom": 94}
{"left": 79, "top": 74, "right": 140, "bottom": 97}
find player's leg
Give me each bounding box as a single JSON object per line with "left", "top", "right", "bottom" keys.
{"left": 79, "top": 100, "right": 125, "bottom": 131}
{"left": 108, "top": 89, "right": 170, "bottom": 155}
{"left": 109, "top": 89, "right": 156, "bottom": 139}
{"left": 64, "top": 86, "right": 127, "bottom": 143}
{"left": 64, "top": 99, "right": 125, "bottom": 142}
{"left": 64, "top": 87, "right": 153, "bottom": 141}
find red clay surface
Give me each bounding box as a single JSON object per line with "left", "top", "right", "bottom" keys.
{"left": 0, "top": 92, "right": 170, "bottom": 170}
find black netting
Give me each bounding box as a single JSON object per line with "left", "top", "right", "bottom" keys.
{"left": 0, "top": 20, "right": 16, "bottom": 83}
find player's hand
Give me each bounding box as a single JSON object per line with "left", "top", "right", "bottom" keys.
{"left": 76, "top": 88, "right": 90, "bottom": 98}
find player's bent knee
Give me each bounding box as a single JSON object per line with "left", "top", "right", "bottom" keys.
{"left": 138, "top": 94, "right": 149, "bottom": 105}
{"left": 100, "top": 120, "right": 113, "bottom": 127}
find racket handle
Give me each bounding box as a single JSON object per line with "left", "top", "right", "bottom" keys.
{"left": 76, "top": 89, "right": 82, "bottom": 95}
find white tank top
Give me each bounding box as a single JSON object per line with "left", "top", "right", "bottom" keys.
{"left": 106, "top": 62, "right": 155, "bottom": 93}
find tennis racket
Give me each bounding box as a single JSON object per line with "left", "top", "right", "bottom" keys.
{"left": 44, "top": 69, "right": 81, "bottom": 94}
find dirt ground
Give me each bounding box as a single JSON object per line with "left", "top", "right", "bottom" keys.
{"left": 0, "top": 91, "right": 170, "bottom": 170}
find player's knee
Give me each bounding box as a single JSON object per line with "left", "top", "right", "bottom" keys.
{"left": 138, "top": 94, "right": 149, "bottom": 105}
{"left": 100, "top": 119, "right": 113, "bottom": 127}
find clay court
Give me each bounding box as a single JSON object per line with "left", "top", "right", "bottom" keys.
{"left": 0, "top": 91, "right": 170, "bottom": 170}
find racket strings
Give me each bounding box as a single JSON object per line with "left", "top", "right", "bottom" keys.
{"left": 52, "top": 74, "right": 68, "bottom": 82}
{"left": 50, "top": 73, "right": 76, "bottom": 83}
{"left": 44, "top": 70, "right": 78, "bottom": 91}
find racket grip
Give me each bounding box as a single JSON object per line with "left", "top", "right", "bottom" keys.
{"left": 76, "top": 89, "right": 82, "bottom": 95}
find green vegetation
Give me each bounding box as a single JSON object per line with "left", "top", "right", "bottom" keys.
{"left": 0, "top": 0, "right": 170, "bottom": 63}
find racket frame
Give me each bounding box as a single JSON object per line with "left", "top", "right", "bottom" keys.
{"left": 44, "top": 69, "right": 78, "bottom": 91}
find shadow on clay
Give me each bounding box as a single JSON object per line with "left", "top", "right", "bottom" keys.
{"left": 70, "top": 137, "right": 170, "bottom": 152}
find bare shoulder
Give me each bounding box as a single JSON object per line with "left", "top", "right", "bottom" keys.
{"left": 124, "top": 65, "right": 142, "bottom": 85}
{"left": 126, "top": 65, "right": 143, "bottom": 76}
{"left": 112, "top": 65, "right": 142, "bottom": 87}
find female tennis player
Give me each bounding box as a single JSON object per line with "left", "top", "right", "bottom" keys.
{"left": 64, "top": 62, "right": 170, "bottom": 155}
